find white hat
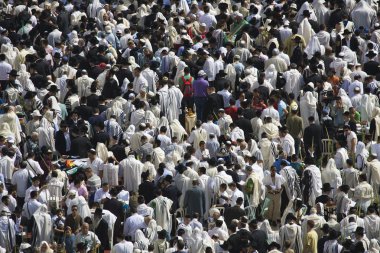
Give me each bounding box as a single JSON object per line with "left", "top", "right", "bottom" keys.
{"left": 198, "top": 70, "right": 207, "bottom": 76}
{"left": 200, "top": 23, "right": 207, "bottom": 27}
{"left": 105, "top": 25, "right": 112, "bottom": 34}
{"left": 272, "top": 48, "right": 280, "bottom": 56}
{"left": 128, "top": 93, "right": 135, "bottom": 99}
{"left": 32, "top": 110, "right": 42, "bottom": 117}
{"left": 284, "top": 20, "right": 290, "bottom": 26}
{"left": 7, "top": 136, "right": 14, "bottom": 143}
{"left": 291, "top": 105, "right": 298, "bottom": 111}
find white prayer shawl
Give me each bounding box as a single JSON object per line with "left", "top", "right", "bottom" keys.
{"left": 366, "top": 159, "right": 380, "bottom": 200}
{"left": 312, "top": 0, "right": 329, "bottom": 24}
{"left": 301, "top": 213, "right": 326, "bottom": 239}
{"left": 300, "top": 91, "right": 319, "bottom": 129}
{"left": 102, "top": 163, "right": 119, "bottom": 186}
{"left": 1, "top": 44, "right": 17, "bottom": 68}
{"left": 141, "top": 68, "right": 158, "bottom": 94}
{"left": 157, "top": 85, "right": 171, "bottom": 120}
{"left": 372, "top": 108, "right": 380, "bottom": 141}
{"left": 167, "top": 86, "right": 183, "bottom": 122}
{"left": 246, "top": 173, "right": 263, "bottom": 207}
{"left": 359, "top": 94, "right": 376, "bottom": 122}
{"left": 174, "top": 173, "right": 191, "bottom": 208}
{"left": 0, "top": 215, "right": 15, "bottom": 252}
{"left": 170, "top": 120, "right": 187, "bottom": 142}
{"left": 18, "top": 64, "right": 35, "bottom": 92}
{"left": 259, "top": 138, "right": 277, "bottom": 170}
{"left": 305, "top": 35, "right": 325, "bottom": 60}
{"left": 295, "top": 2, "right": 317, "bottom": 23}
{"left": 230, "top": 127, "right": 245, "bottom": 142}
{"left": 281, "top": 134, "right": 296, "bottom": 157}
{"left": 0, "top": 111, "right": 21, "bottom": 145}
{"left": 351, "top": 0, "right": 376, "bottom": 29}
{"left": 152, "top": 147, "right": 165, "bottom": 169}
{"left": 283, "top": 69, "right": 303, "bottom": 100}
{"left": 87, "top": 0, "right": 102, "bottom": 18}
{"left": 149, "top": 196, "right": 173, "bottom": 234}
{"left": 134, "top": 230, "right": 150, "bottom": 251}
{"left": 364, "top": 215, "right": 380, "bottom": 240}
{"left": 225, "top": 64, "right": 236, "bottom": 91}
{"left": 198, "top": 174, "right": 212, "bottom": 217}
{"left": 189, "top": 128, "right": 208, "bottom": 150}
{"left": 321, "top": 159, "right": 342, "bottom": 196}
{"left": 121, "top": 155, "right": 144, "bottom": 192}
{"left": 316, "top": 31, "right": 331, "bottom": 47}
{"left": 130, "top": 109, "right": 156, "bottom": 128}
{"left": 265, "top": 64, "right": 278, "bottom": 89}
{"left": 76, "top": 75, "right": 95, "bottom": 98}
{"left": 304, "top": 165, "right": 322, "bottom": 206}
{"left": 341, "top": 46, "right": 358, "bottom": 66}
{"left": 101, "top": 209, "right": 117, "bottom": 248}
{"left": 32, "top": 205, "right": 52, "bottom": 247}
{"left": 298, "top": 18, "right": 315, "bottom": 45}
{"left": 37, "top": 117, "right": 55, "bottom": 151}
{"left": 279, "top": 223, "right": 303, "bottom": 253}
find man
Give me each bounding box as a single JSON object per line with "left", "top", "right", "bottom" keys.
{"left": 25, "top": 176, "right": 40, "bottom": 202}
{"left": 364, "top": 206, "right": 380, "bottom": 240}
{"left": 334, "top": 141, "right": 349, "bottom": 170}
{"left": 93, "top": 208, "right": 111, "bottom": 252}
{"left": 302, "top": 157, "right": 322, "bottom": 207}
{"left": 111, "top": 236, "right": 134, "bottom": 253}
{"left": 265, "top": 48, "right": 288, "bottom": 72}
{"left": 280, "top": 214, "right": 303, "bottom": 253}
{"left": 353, "top": 227, "right": 370, "bottom": 252}
{"left": 188, "top": 120, "right": 208, "bottom": 150}
{"left": 286, "top": 105, "right": 303, "bottom": 156}
{"left": 11, "top": 161, "right": 29, "bottom": 208}
{"left": 192, "top": 70, "right": 209, "bottom": 121}
{"left": 344, "top": 125, "right": 357, "bottom": 157}
{"left": 149, "top": 189, "right": 173, "bottom": 235}
{"left": 279, "top": 126, "right": 296, "bottom": 159}
{"left": 217, "top": 109, "right": 233, "bottom": 137}
{"left": 223, "top": 197, "right": 245, "bottom": 227}
{"left": 0, "top": 210, "right": 15, "bottom": 252}
{"left": 75, "top": 223, "right": 101, "bottom": 252}
{"left": 335, "top": 185, "right": 351, "bottom": 222}
{"left": 303, "top": 220, "right": 318, "bottom": 253}
{"left": 303, "top": 116, "right": 322, "bottom": 160}
{"left": 120, "top": 151, "right": 144, "bottom": 192}
{"left": 315, "top": 183, "right": 334, "bottom": 205}
{"left": 249, "top": 220, "right": 268, "bottom": 253}
{"left": 94, "top": 182, "right": 111, "bottom": 204}
{"left": 55, "top": 121, "right": 71, "bottom": 156}
{"left": 280, "top": 163, "right": 301, "bottom": 214}
{"left": 183, "top": 180, "right": 206, "bottom": 220}
{"left": 64, "top": 205, "right": 83, "bottom": 234}
{"left": 353, "top": 174, "right": 373, "bottom": 213}
{"left": 31, "top": 204, "right": 52, "bottom": 248}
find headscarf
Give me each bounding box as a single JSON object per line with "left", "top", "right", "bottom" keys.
{"left": 124, "top": 125, "right": 135, "bottom": 142}
{"left": 70, "top": 31, "right": 79, "bottom": 46}
{"left": 359, "top": 94, "right": 376, "bottom": 122}
{"left": 304, "top": 35, "right": 325, "bottom": 59}
{"left": 1, "top": 44, "right": 17, "bottom": 68}
{"left": 265, "top": 64, "right": 277, "bottom": 89}
{"left": 134, "top": 229, "right": 150, "bottom": 251}
{"left": 146, "top": 220, "right": 159, "bottom": 243}
{"left": 337, "top": 88, "right": 352, "bottom": 110}
{"left": 128, "top": 56, "right": 140, "bottom": 72}
{"left": 18, "top": 64, "right": 35, "bottom": 92}
{"left": 189, "top": 228, "right": 203, "bottom": 253}
{"left": 341, "top": 46, "right": 358, "bottom": 65}
{"left": 0, "top": 122, "right": 13, "bottom": 139}
{"left": 40, "top": 241, "right": 53, "bottom": 253}
{"left": 356, "top": 141, "right": 369, "bottom": 159}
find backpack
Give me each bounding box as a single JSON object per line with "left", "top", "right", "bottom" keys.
{"left": 182, "top": 76, "right": 193, "bottom": 97}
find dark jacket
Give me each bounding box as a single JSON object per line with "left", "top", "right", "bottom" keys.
{"left": 223, "top": 205, "right": 245, "bottom": 227}
{"left": 95, "top": 218, "right": 110, "bottom": 250}
{"left": 139, "top": 180, "right": 156, "bottom": 203}
{"left": 251, "top": 229, "right": 268, "bottom": 253}
{"left": 235, "top": 116, "right": 253, "bottom": 134}
{"left": 162, "top": 184, "right": 181, "bottom": 212}
{"left": 204, "top": 93, "right": 224, "bottom": 121}
{"left": 55, "top": 130, "right": 69, "bottom": 155}
{"left": 303, "top": 123, "right": 323, "bottom": 158}
{"left": 363, "top": 60, "right": 380, "bottom": 76}
{"left": 70, "top": 136, "right": 92, "bottom": 158}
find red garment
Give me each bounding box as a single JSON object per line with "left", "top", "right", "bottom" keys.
{"left": 225, "top": 106, "right": 238, "bottom": 120}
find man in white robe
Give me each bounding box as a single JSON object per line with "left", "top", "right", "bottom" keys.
{"left": 174, "top": 165, "right": 192, "bottom": 208}
{"left": 364, "top": 206, "right": 380, "bottom": 240}
{"left": 279, "top": 214, "right": 303, "bottom": 253}
{"left": 0, "top": 210, "right": 15, "bottom": 252}
{"left": 167, "top": 82, "right": 183, "bottom": 122}
{"left": 300, "top": 91, "right": 319, "bottom": 129}
{"left": 156, "top": 83, "right": 171, "bottom": 120}
{"left": 188, "top": 121, "right": 208, "bottom": 150}
{"left": 130, "top": 101, "right": 157, "bottom": 128}
{"left": 133, "top": 68, "right": 148, "bottom": 94}
{"left": 302, "top": 158, "right": 322, "bottom": 206}
{"left": 364, "top": 154, "right": 380, "bottom": 201}
{"left": 321, "top": 159, "right": 342, "bottom": 197}
{"left": 149, "top": 190, "right": 173, "bottom": 235}
{"left": 297, "top": 11, "right": 316, "bottom": 45}
{"left": 259, "top": 133, "right": 277, "bottom": 170}
{"left": 351, "top": 0, "right": 376, "bottom": 29}
{"left": 32, "top": 205, "right": 52, "bottom": 248}
{"left": 283, "top": 64, "right": 304, "bottom": 100}
{"left": 152, "top": 140, "right": 165, "bottom": 169}
{"left": 120, "top": 152, "right": 144, "bottom": 192}
{"left": 279, "top": 127, "right": 296, "bottom": 159}
{"left": 76, "top": 70, "right": 95, "bottom": 98}
{"left": 141, "top": 66, "right": 158, "bottom": 93}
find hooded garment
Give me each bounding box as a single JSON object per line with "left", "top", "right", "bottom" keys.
{"left": 321, "top": 159, "right": 342, "bottom": 196}
{"left": 265, "top": 64, "right": 278, "bottom": 89}
{"left": 297, "top": 18, "right": 315, "bottom": 45}
{"left": 304, "top": 35, "right": 325, "bottom": 60}
{"left": 32, "top": 205, "right": 52, "bottom": 248}
{"left": 300, "top": 91, "right": 319, "bottom": 129}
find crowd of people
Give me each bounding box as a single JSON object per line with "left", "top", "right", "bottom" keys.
{"left": 2, "top": 0, "right": 380, "bottom": 252}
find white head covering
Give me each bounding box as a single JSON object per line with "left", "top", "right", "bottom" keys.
{"left": 369, "top": 239, "right": 380, "bottom": 253}
{"left": 134, "top": 230, "right": 150, "bottom": 250}
{"left": 304, "top": 35, "right": 325, "bottom": 59}
{"left": 356, "top": 141, "right": 369, "bottom": 158}
{"left": 265, "top": 64, "right": 277, "bottom": 88}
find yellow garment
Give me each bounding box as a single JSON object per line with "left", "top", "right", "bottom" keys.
{"left": 302, "top": 230, "right": 318, "bottom": 253}
{"left": 284, "top": 35, "right": 307, "bottom": 56}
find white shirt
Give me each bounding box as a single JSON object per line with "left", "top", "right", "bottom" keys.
{"left": 111, "top": 240, "right": 134, "bottom": 253}
{"left": 87, "top": 157, "right": 104, "bottom": 175}
{"left": 261, "top": 106, "right": 280, "bottom": 122}
{"left": 26, "top": 158, "right": 44, "bottom": 177}
{"left": 94, "top": 188, "right": 110, "bottom": 203}
{"left": 230, "top": 188, "right": 244, "bottom": 207}
{"left": 24, "top": 185, "right": 39, "bottom": 202}
{"left": 217, "top": 89, "right": 232, "bottom": 108}
{"left": 199, "top": 13, "right": 217, "bottom": 30}
{"left": 22, "top": 199, "right": 42, "bottom": 219}
{"left": 123, "top": 213, "right": 145, "bottom": 241}
{"left": 202, "top": 121, "right": 221, "bottom": 137}
{"left": 11, "top": 168, "right": 29, "bottom": 198}
{"left": 346, "top": 131, "right": 357, "bottom": 154}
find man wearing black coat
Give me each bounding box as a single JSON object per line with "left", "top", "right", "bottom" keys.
{"left": 55, "top": 122, "right": 70, "bottom": 156}
{"left": 223, "top": 197, "right": 246, "bottom": 227}
{"left": 75, "top": 97, "right": 93, "bottom": 121}
{"left": 93, "top": 208, "right": 111, "bottom": 252}
{"left": 70, "top": 130, "right": 92, "bottom": 158}
{"left": 341, "top": 29, "right": 359, "bottom": 52}
{"left": 249, "top": 220, "right": 268, "bottom": 253}
{"left": 235, "top": 108, "right": 253, "bottom": 135}
{"left": 138, "top": 172, "right": 156, "bottom": 203}
{"left": 162, "top": 175, "right": 181, "bottom": 212}
{"left": 303, "top": 116, "right": 323, "bottom": 160}
{"left": 203, "top": 86, "right": 224, "bottom": 121}
{"left": 103, "top": 188, "right": 124, "bottom": 244}
{"left": 363, "top": 51, "right": 380, "bottom": 76}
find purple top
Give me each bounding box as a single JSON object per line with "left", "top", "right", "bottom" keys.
{"left": 193, "top": 77, "right": 209, "bottom": 97}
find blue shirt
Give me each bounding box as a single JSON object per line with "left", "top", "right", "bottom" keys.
{"left": 193, "top": 78, "right": 209, "bottom": 97}
{"left": 274, "top": 159, "right": 290, "bottom": 173}
{"left": 278, "top": 100, "right": 287, "bottom": 120}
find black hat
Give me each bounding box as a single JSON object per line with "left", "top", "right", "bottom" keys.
{"left": 321, "top": 183, "right": 334, "bottom": 192}
{"left": 342, "top": 29, "right": 352, "bottom": 35}
{"left": 340, "top": 184, "right": 350, "bottom": 192}
{"left": 8, "top": 69, "right": 19, "bottom": 77}
{"left": 157, "top": 229, "right": 167, "bottom": 237}
{"left": 302, "top": 10, "right": 311, "bottom": 17}
{"left": 164, "top": 175, "right": 173, "bottom": 183}
{"left": 218, "top": 2, "right": 228, "bottom": 10}
{"left": 47, "top": 85, "right": 59, "bottom": 92}
{"left": 293, "top": 36, "right": 302, "bottom": 43}
{"left": 24, "top": 91, "right": 37, "bottom": 99}
{"left": 53, "top": 52, "right": 62, "bottom": 59}
{"left": 218, "top": 70, "right": 227, "bottom": 76}
{"left": 328, "top": 230, "right": 341, "bottom": 240}
{"left": 366, "top": 50, "right": 378, "bottom": 59}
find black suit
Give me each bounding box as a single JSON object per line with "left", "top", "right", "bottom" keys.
{"left": 70, "top": 136, "right": 92, "bottom": 158}
{"left": 162, "top": 184, "right": 181, "bottom": 212}
{"left": 139, "top": 180, "right": 156, "bottom": 203}
{"left": 95, "top": 218, "right": 110, "bottom": 251}
{"left": 342, "top": 36, "right": 359, "bottom": 52}
{"left": 55, "top": 130, "right": 70, "bottom": 155}
{"left": 315, "top": 194, "right": 332, "bottom": 204}
{"left": 221, "top": 233, "right": 241, "bottom": 253}
{"left": 303, "top": 123, "right": 323, "bottom": 159}
{"left": 103, "top": 197, "right": 124, "bottom": 243}
{"left": 363, "top": 60, "right": 380, "bottom": 76}
{"left": 203, "top": 93, "right": 224, "bottom": 121}
{"left": 223, "top": 205, "right": 245, "bottom": 227}
{"left": 235, "top": 116, "right": 253, "bottom": 135}
{"left": 223, "top": 50, "right": 234, "bottom": 64}
{"left": 75, "top": 105, "right": 93, "bottom": 121}
{"left": 87, "top": 94, "right": 99, "bottom": 108}
{"left": 251, "top": 229, "right": 268, "bottom": 253}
